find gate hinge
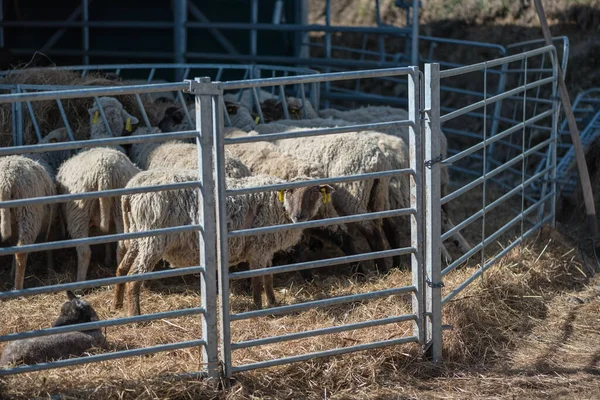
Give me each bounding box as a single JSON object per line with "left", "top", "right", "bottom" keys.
{"left": 425, "top": 277, "right": 445, "bottom": 288}
{"left": 424, "top": 154, "right": 444, "bottom": 169}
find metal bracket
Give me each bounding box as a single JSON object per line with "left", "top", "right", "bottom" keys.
{"left": 425, "top": 277, "right": 445, "bottom": 288}
{"left": 424, "top": 154, "right": 444, "bottom": 169}
{"left": 184, "top": 78, "right": 222, "bottom": 95}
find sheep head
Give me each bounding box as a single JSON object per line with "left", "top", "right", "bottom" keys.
{"left": 88, "top": 97, "right": 139, "bottom": 137}
{"left": 279, "top": 179, "right": 335, "bottom": 223}
{"left": 52, "top": 290, "right": 100, "bottom": 328}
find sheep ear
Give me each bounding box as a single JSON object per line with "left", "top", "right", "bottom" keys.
{"left": 122, "top": 110, "right": 139, "bottom": 126}
{"left": 66, "top": 290, "right": 77, "bottom": 300}
{"left": 319, "top": 184, "right": 335, "bottom": 194}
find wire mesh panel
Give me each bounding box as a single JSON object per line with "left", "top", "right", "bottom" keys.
{"left": 423, "top": 45, "right": 560, "bottom": 358}
{"left": 0, "top": 82, "right": 219, "bottom": 378}
{"left": 204, "top": 67, "right": 424, "bottom": 377}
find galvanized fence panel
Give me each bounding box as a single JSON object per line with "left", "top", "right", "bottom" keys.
{"left": 422, "top": 45, "right": 560, "bottom": 357}
{"left": 0, "top": 81, "right": 219, "bottom": 377}
{"left": 206, "top": 67, "right": 424, "bottom": 377}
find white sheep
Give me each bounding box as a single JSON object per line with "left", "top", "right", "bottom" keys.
{"left": 0, "top": 155, "right": 57, "bottom": 290}
{"left": 56, "top": 147, "right": 141, "bottom": 281}
{"left": 265, "top": 116, "right": 472, "bottom": 262}
{"left": 88, "top": 97, "right": 139, "bottom": 153}
{"left": 253, "top": 123, "right": 395, "bottom": 270}
{"left": 0, "top": 291, "right": 107, "bottom": 367}
{"left": 127, "top": 126, "right": 251, "bottom": 179}
{"left": 111, "top": 169, "right": 335, "bottom": 315}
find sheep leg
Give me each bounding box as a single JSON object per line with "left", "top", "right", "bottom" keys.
{"left": 264, "top": 274, "right": 276, "bottom": 306}
{"left": 76, "top": 244, "right": 92, "bottom": 282}
{"left": 360, "top": 220, "right": 393, "bottom": 272}
{"left": 126, "top": 239, "right": 162, "bottom": 316}
{"left": 251, "top": 276, "right": 263, "bottom": 309}
{"left": 13, "top": 252, "right": 27, "bottom": 290}
{"left": 112, "top": 242, "right": 137, "bottom": 310}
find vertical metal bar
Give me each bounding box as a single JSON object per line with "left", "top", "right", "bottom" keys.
{"left": 411, "top": 0, "right": 420, "bottom": 67}
{"left": 408, "top": 68, "right": 423, "bottom": 345}
{"left": 487, "top": 62, "right": 509, "bottom": 171}
{"left": 11, "top": 89, "right": 18, "bottom": 146}
{"left": 251, "top": 0, "right": 258, "bottom": 58}
{"left": 134, "top": 94, "right": 153, "bottom": 131}
{"left": 424, "top": 63, "right": 442, "bottom": 362}
{"left": 299, "top": 82, "right": 307, "bottom": 118}
{"left": 213, "top": 85, "right": 233, "bottom": 378}
{"left": 15, "top": 98, "right": 23, "bottom": 146}
{"left": 176, "top": 90, "right": 194, "bottom": 128}
{"left": 324, "top": 0, "right": 332, "bottom": 108}
{"left": 82, "top": 0, "right": 89, "bottom": 65}
{"left": 481, "top": 64, "right": 488, "bottom": 284}
{"left": 94, "top": 96, "right": 113, "bottom": 138}
{"left": 173, "top": 0, "right": 187, "bottom": 81}
{"left": 521, "top": 55, "right": 528, "bottom": 237}
{"left": 278, "top": 85, "right": 289, "bottom": 120}
{"left": 0, "top": 0, "right": 5, "bottom": 48}
{"left": 195, "top": 77, "right": 219, "bottom": 378}
{"left": 56, "top": 100, "right": 75, "bottom": 142}
{"left": 23, "top": 98, "right": 43, "bottom": 143}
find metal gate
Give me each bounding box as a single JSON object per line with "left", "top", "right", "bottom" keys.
{"left": 0, "top": 49, "right": 559, "bottom": 380}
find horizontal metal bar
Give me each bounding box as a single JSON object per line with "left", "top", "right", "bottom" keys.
{"left": 440, "top": 165, "right": 553, "bottom": 242}
{"left": 226, "top": 168, "right": 414, "bottom": 197}
{"left": 442, "top": 213, "right": 552, "bottom": 304}
{"left": 439, "top": 45, "right": 556, "bottom": 78}
{"left": 224, "top": 120, "right": 414, "bottom": 144}
{"left": 229, "top": 208, "right": 415, "bottom": 238}
{"left": 443, "top": 109, "right": 554, "bottom": 166}
{"left": 230, "top": 247, "right": 415, "bottom": 280}
{"left": 0, "top": 130, "right": 198, "bottom": 156}
{"left": 231, "top": 336, "right": 418, "bottom": 373}
{"left": 441, "top": 137, "right": 554, "bottom": 206}
{"left": 221, "top": 67, "right": 416, "bottom": 90}
{"left": 0, "top": 21, "right": 174, "bottom": 28}
{"left": 231, "top": 314, "right": 416, "bottom": 350}
{"left": 0, "top": 308, "right": 205, "bottom": 343}
{"left": 0, "top": 82, "right": 189, "bottom": 104}
{"left": 0, "top": 339, "right": 207, "bottom": 377}
{"left": 0, "top": 265, "right": 205, "bottom": 300}
{"left": 0, "top": 224, "right": 203, "bottom": 256}
{"left": 231, "top": 286, "right": 415, "bottom": 321}
{"left": 0, "top": 181, "right": 201, "bottom": 209}
{"left": 441, "top": 76, "right": 555, "bottom": 123}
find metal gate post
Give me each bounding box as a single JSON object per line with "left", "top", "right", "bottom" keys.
{"left": 423, "top": 63, "right": 443, "bottom": 361}
{"left": 408, "top": 67, "right": 424, "bottom": 345}
{"left": 193, "top": 77, "right": 219, "bottom": 378}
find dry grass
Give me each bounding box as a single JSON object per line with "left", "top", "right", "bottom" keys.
{"left": 1, "top": 218, "right": 596, "bottom": 399}
{"left": 0, "top": 69, "right": 147, "bottom": 145}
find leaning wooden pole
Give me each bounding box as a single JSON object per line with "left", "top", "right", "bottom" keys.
{"left": 534, "top": 0, "right": 598, "bottom": 236}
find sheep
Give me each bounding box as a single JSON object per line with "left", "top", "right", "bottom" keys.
{"left": 25, "top": 128, "right": 76, "bottom": 175}
{"left": 127, "top": 126, "right": 251, "bottom": 179}
{"left": 111, "top": 169, "right": 335, "bottom": 315}
{"left": 224, "top": 128, "right": 385, "bottom": 273}
{"left": 225, "top": 90, "right": 319, "bottom": 125}
{"left": 263, "top": 116, "right": 473, "bottom": 263}
{"left": 0, "top": 291, "right": 107, "bottom": 367}
{"left": 88, "top": 96, "right": 139, "bottom": 153}
{"left": 0, "top": 155, "right": 57, "bottom": 290}
{"left": 185, "top": 100, "right": 257, "bottom": 132}
{"left": 56, "top": 147, "right": 141, "bottom": 281}
{"left": 252, "top": 123, "right": 395, "bottom": 269}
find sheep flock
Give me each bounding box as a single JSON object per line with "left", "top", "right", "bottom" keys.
{"left": 0, "top": 79, "right": 474, "bottom": 368}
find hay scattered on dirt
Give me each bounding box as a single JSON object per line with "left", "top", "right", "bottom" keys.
{"left": 0, "top": 225, "right": 592, "bottom": 399}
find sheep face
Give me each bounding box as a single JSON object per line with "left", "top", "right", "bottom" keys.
{"left": 258, "top": 98, "right": 304, "bottom": 123}
{"left": 52, "top": 291, "right": 99, "bottom": 328}
{"left": 282, "top": 184, "right": 335, "bottom": 223}
{"left": 88, "top": 97, "right": 139, "bottom": 137}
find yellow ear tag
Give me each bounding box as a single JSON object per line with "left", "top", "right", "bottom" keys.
{"left": 254, "top": 116, "right": 260, "bottom": 124}
{"left": 92, "top": 111, "right": 99, "bottom": 124}
{"left": 277, "top": 190, "right": 285, "bottom": 203}
{"left": 125, "top": 117, "right": 132, "bottom": 132}
{"left": 320, "top": 187, "right": 331, "bottom": 204}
